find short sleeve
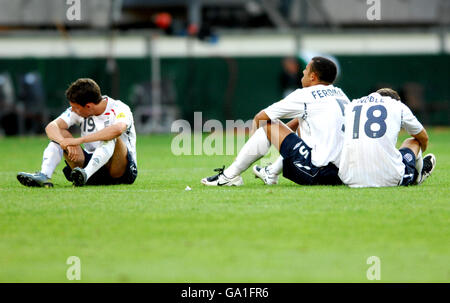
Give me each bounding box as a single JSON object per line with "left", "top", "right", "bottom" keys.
{"left": 113, "top": 104, "right": 132, "bottom": 129}
{"left": 57, "top": 107, "right": 83, "bottom": 128}
{"left": 401, "top": 103, "right": 423, "bottom": 135}
{"left": 263, "top": 89, "right": 305, "bottom": 120}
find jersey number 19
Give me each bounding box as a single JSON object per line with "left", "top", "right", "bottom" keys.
{"left": 83, "top": 117, "right": 95, "bottom": 132}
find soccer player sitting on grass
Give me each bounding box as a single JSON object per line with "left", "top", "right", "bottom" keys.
{"left": 201, "top": 56, "right": 350, "bottom": 186}
{"left": 338, "top": 88, "right": 436, "bottom": 187}
{"left": 17, "top": 78, "right": 137, "bottom": 187}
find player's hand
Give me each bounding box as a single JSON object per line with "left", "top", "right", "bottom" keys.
{"left": 67, "top": 145, "right": 83, "bottom": 163}
{"left": 60, "top": 138, "right": 82, "bottom": 150}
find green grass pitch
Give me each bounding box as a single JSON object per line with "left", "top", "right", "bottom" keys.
{"left": 0, "top": 129, "right": 449, "bottom": 282}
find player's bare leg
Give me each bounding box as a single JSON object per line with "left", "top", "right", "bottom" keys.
{"left": 201, "top": 125, "right": 272, "bottom": 186}
{"left": 400, "top": 138, "right": 420, "bottom": 156}
{"left": 400, "top": 138, "right": 436, "bottom": 185}
{"left": 262, "top": 120, "right": 295, "bottom": 151}
{"left": 253, "top": 119, "right": 297, "bottom": 185}
{"left": 70, "top": 139, "right": 115, "bottom": 186}
{"left": 202, "top": 119, "right": 296, "bottom": 186}
{"left": 105, "top": 137, "right": 128, "bottom": 178}
{"left": 400, "top": 138, "right": 422, "bottom": 184}
{"left": 70, "top": 138, "right": 129, "bottom": 186}
{"left": 17, "top": 130, "right": 76, "bottom": 188}
{"left": 61, "top": 129, "right": 85, "bottom": 169}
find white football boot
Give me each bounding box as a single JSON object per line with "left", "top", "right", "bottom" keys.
{"left": 201, "top": 166, "right": 243, "bottom": 186}
{"left": 252, "top": 165, "right": 279, "bottom": 185}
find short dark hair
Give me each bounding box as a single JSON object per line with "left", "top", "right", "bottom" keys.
{"left": 376, "top": 88, "right": 400, "bottom": 101}
{"left": 310, "top": 56, "right": 337, "bottom": 84}
{"left": 65, "top": 78, "right": 102, "bottom": 106}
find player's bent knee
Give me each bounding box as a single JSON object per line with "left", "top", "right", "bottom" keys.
{"left": 110, "top": 169, "right": 125, "bottom": 179}
{"left": 400, "top": 138, "right": 420, "bottom": 156}
{"left": 64, "top": 159, "right": 84, "bottom": 170}
{"left": 108, "top": 159, "right": 127, "bottom": 178}
{"left": 106, "top": 139, "right": 128, "bottom": 178}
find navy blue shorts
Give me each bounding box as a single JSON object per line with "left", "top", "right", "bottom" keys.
{"left": 399, "top": 147, "right": 418, "bottom": 186}
{"left": 280, "top": 133, "right": 342, "bottom": 186}
{"left": 63, "top": 148, "right": 137, "bottom": 186}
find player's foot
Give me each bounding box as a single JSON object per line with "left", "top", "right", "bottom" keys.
{"left": 17, "top": 172, "right": 53, "bottom": 188}
{"left": 417, "top": 153, "right": 436, "bottom": 185}
{"left": 253, "top": 165, "right": 279, "bottom": 185}
{"left": 63, "top": 165, "right": 73, "bottom": 182}
{"left": 201, "top": 166, "right": 243, "bottom": 186}
{"left": 71, "top": 167, "right": 87, "bottom": 187}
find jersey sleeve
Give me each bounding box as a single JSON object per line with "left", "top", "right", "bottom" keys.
{"left": 400, "top": 103, "right": 423, "bottom": 135}
{"left": 57, "top": 107, "right": 83, "bottom": 128}
{"left": 263, "top": 89, "right": 305, "bottom": 120}
{"left": 113, "top": 103, "right": 133, "bottom": 129}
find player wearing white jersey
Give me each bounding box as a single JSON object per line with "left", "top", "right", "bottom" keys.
{"left": 17, "top": 78, "right": 137, "bottom": 187}
{"left": 201, "top": 57, "right": 350, "bottom": 186}
{"left": 338, "top": 88, "right": 436, "bottom": 188}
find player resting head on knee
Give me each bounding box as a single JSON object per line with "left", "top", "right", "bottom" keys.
{"left": 17, "top": 78, "right": 138, "bottom": 188}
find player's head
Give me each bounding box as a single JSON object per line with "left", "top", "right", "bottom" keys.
{"left": 301, "top": 56, "right": 337, "bottom": 88}
{"left": 376, "top": 88, "right": 401, "bottom": 101}
{"left": 66, "top": 78, "right": 103, "bottom": 117}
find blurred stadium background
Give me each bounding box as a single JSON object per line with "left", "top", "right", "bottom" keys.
{"left": 0, "top": 0, "right": 448, "bottom": 136}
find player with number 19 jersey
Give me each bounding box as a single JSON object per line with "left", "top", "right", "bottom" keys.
{"left": 58, "top": 96, "right": 137, "bottom": 165}
{"left": 264, "top": 84, "right": 350, "bottom": 168}
{"left": 338, "top": 93, "right": 423, "bottom": 187}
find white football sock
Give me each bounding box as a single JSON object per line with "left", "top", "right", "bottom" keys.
{"left": 267, "top": 155, "right": 283, "bottom": 175}
{"left": 40, "top": 141, "right": 63, "bottom": 178}
{"left": 84, "top": 140, "right": 116, "bottom": 180}
{"left": 415, "top": 149, "right": 423, "bottom": 183}
{"left": 224, "top": 127, "right": 270, "bottom": 178}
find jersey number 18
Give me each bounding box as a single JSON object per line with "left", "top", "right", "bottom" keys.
{"left": 352, "top": 105, "right": 387, "bottom": 139}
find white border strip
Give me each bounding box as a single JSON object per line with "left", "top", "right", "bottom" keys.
{"left": 0, "top": 33, "right": 446, "bottom": 58}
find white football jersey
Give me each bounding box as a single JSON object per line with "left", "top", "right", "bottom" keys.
{"left": 338, "top": 93, "right": 423, "bottom": 187}
{"left": 58, "top": 96, "right": 137, "bottom": 164}
{"left": 264, "top": 84, "right": 350, "bottom": 167}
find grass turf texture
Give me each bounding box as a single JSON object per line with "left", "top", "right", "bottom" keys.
{"left": 0, "top": 129, "right": 449, "bottom": 282}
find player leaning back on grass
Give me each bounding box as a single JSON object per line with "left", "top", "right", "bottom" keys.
{"left": 201, "top": 56, "right": 350, "bottom": 186}
{"left": 17, "top": 78, "right": 137, "bottom": 187}
{"left": 338, "top": 88, "right": 436, "bottom": 187}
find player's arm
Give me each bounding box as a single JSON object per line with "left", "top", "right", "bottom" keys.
{"left": 45, "top": 118, "right": 70, "bottom": 144}
{"left": 401, "top": 103, "right": 428, "bottom": 152}
{"left": 251, "top": 107, "right": 300, "bottom": 135}
{"left": 81, "top": 122, "right": 127, "bottom": 143}
{"left": 61, "top": 122, "right": 127, "bottom": 149}
{"left": 251, "top": 110, "right": 271, "bottom": 135}
{"left": 286, "top": 118, "right": 299, "bottom": 132}
{"left": 46, "top": 118, "right": 84, "bottom": 162}
{"left": 412, "top": 128, "right": 428, "bottom": 152}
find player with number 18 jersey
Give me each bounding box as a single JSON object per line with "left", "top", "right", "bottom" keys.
{"left": 339, "top": 92, "right": 424, "bottom": 187}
